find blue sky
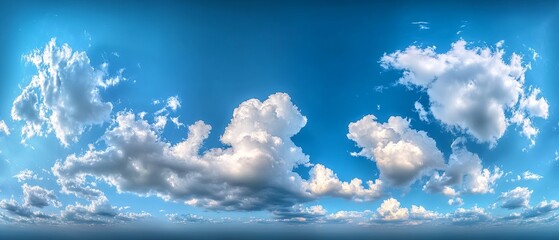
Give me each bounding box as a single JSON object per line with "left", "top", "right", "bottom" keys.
{"left": 1, "top": 0, "right": 559, "bottom": 232}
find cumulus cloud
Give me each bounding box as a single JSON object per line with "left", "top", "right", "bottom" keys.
{"left": 166, "top": 213, "right": 212, "bottom": 224}
{"left": 325, "top": 210, "right": 372, "bottom": 224}
{"left": 381, "top": 39, "right": 548, "bottom": 146}
{"left": 520, "top": 200, "right": 559, "bottom": 219}
{"left": 424, "top": 138, "right": 503, "bottom": 196}
{"left": 0, "top": 198, "right": 55, "bottom": 223}
{"left": 448, "top": 206, "right": 492, "bottom": 225}
{"left": 53, "top": 93, "right": 378, "bottom": 212}
{"left": 499, "top": 187, "right": 532, "bottom": 209}
{"left": 375, "top": 198, "right": 409, "bottom": 222}
{"left": 11, "top": 38, "right": 122, "bottom": 146}
{"left": 307, "top": 164, "right": 383, "bottom": 201}
{"left": 0, "top": 120, "right": 10, "bottom": 136}
{"left": 347, "top": 115, "right": 445, "bottom": 188}
{"left": 22, "top": 184, "right": 61, "bottom": 208}
{"left": 448, "top": 197, "right": 464, "bottom": 206}
{"left": 272, "top": 204, "right": 327, "bottom": 223}
{"left": 410, "top": 205, "right": 439, "bottom": 220}
{"left": 13, "top": 169, "right": 42, "bottom": 182}
{"left": 61, "top": 196, "right": 150, "bottom": 224}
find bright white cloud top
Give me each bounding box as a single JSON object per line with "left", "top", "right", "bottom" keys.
{"left": 381, "top": 40, "right": 549, "bottom": 146}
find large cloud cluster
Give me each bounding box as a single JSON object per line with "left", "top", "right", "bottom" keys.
{"left": 381, "top": 40, "right": 548, "bottom": 146}
{"left": 53, "top": 93, "right": 382, "bottom": 211}
{"left": 11, "top": 38, "right": 122, "bottom": 146}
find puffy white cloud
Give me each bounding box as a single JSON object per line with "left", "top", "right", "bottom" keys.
{"left": 376, "top": 198, "right": 409, "bottom": 222}
{"left": 424, "top": 138, "right": 503, "bottom": 196}
{"left": 448, "top": 197, "right": 464, "bottom": 206}
{"left": 0, "top": 120, "right": 10, "bottom": 136}
{"left": 13, "top": 169, "right": 42, "bottom": 182}
{"left": 519, "top": 171, "right": 543, "bottom": 181}
{"left": 22, "top": 184, "right": 61, "bottom": 208}
{"left": 499, "top": 187, "right": 532, "bottom": 209}
{"left": 448, "top": 206, "right": 491, "bottom": 225}
{"left": 307, "top": 164, "right": 383, "bottom": 201}
{"left": 154, "top": 96, "right": 181, "bottom": 115}
{"left": 347, "top": 115, "right": 445, "bottom": 188}
{"left": 0, "top": 198, "right": 55, "bottom": 223}
{"left": 410, "top": 205, "right": 439, "bottom": 220}
{"left": 53, "top": 93, "right": 378, "bottom": 211}
{"left": 11, "top": 38, "right": 122, "bottom": 146}
{"left": 381, "top": 40, "right": 548, "bottom": 146}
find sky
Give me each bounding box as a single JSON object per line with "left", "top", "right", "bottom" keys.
{"left": 1, "top": 0, "right": 559, "bottom": 237}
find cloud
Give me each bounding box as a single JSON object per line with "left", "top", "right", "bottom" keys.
{"left": 411, "top": 21, "right": 430, "bottom": 30}
{"left": 414, "top": 101, "right": 429, "bottom": 122}
{"left": 11, "top": 38, "right": 122, "bottom": 146}
{"left": 509, "top": 171, "right": 543, "bottom": 182}
{"left": 499, "top": 187, "right": 532, "bottom": 209}
{"left": 448, "top": 206, "right": 492, "bottom": 225}
{"left": 0, "top": 120, "right": 10, "bottom": 136}
{"left": 410, "top": 205, "right": 439, "bottom": 220}
{"left": 22, "top": 184, "right": 61, "bottom": 208}
{"left": 375, "top": 198, "right": 409, "bottom": 222}
{"left": 53, "top": 93, "right": 378, "bottom": 212}
{"left": 347, "top": 115, "right": 445, "bottom": 188}
{"left": 166, "top": 213, "right": 212, "bottom": 224}
{"left": 271, "top": 204, "right": 327, "bottom": 223}
{"left": 0, "top": 198, "right": 55, "bottom": 223}
{"left": 325, "top": 210, "right": 372, "bottom": 224}
{"left": 381, "top": 39, "right": 548, "bottom": 146}
{"left": 424, "top": 138, "right": 503, "bottom": 196}
{"left": 521, "top": 200, "right": 559, "bottom": 219}
{"left": 154, "top": 96, "right": 181, "bottom": 115}
{"left": 61, "top": 196, "right": 150, "bottom": 224}
{"left": 448, "top": 197, "right": 464, "bottom": 206}
{"left": 307, "top": 164, "right": 383, "bottom": 201}
{"left": 13, "top": 169, "right": 42, "bottom": 182}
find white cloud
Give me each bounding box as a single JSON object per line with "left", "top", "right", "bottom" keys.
{"left": 381, "top": 39, "right": 548, "bottom": 146}
{"left": 307, "top": 164, "right": 383, "bottom": 202}
{"left": 325, "top": 210, "right": 371, "bottom": 224}
{"left": 448, "top": 206, "right": 491, "bottom": 225}
{"left": 13, "top": 169, "right": 42, "bottom": 182}
{"left": 376, "top": 198, "right": 409, "bottom": 222}
{"left": 167, "top": 213, "right": 211, "bottom": 224}
{"left": 414, "top": 101, "right": 429, "bottom": 122}
{"left": 520, "top": 200, "right": 559, "bottom": 219}
{"left": 0, "top": 120, "right": 10, "bottom": 136}
{"left": 22, "top": 184, "right": 61, "bottom": 208}
{"left": 448, "top": 197, "right": 464, "bottom": 206}
{"left": 410, "top": 205, "right": 439, "bottom": 220}
{"left": 53, "top": 93, "right": 377, "bottom": 212}
{"left": 61, "top": 196, "right": 150, "bottom": 224}
{"left": 155, "top": 96, "right": 181, "bottom": 115}
{"left": 411, "top": 21, "right": 430, "bottom": 30}
{"left": 272, "top": 204, "right": 327, "bottom": 223}
{"left": 424, "top": 138, "right": 503, "bottom": 195}
{"left": 521, "top": 171, "right": 543, "bottom": 181}
{"left": 11, "top": 38, "right": 122, "bottom": 146}
{"left": 347, "top": 115, "right": 445, "bottom": 188}
{"left": 499, "top": 187, "right": 532, "bottom": 209}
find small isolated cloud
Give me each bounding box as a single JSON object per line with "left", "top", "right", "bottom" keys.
{"left": 381, "top": 39, "right": 548, "bottom": 146}
{"left": 411, "top": 21, "right": 430, "bottom": 30}
{"left": 424, "top": 138, "right": 503, "bottom": 196}
{"left": 499, "top": 187, "right": 532, "bottom": 209}
{"left": 13, "top": 169, "right": 42, "bottom": 182}
{"left": 414, "top": 101, "right": 429, "bottom": 122}
{"left": 11, "top": 38, "right": 123, "bottom": 146}
{"left": 154, "top": 96, "right": 181, "bottom": 115}
{"left": 348, "top": 115, "right": 445, "bottom": 188}
{"left": 0, "top": 120, "right": 10, "bottom": 136}
{"left": 376, "top": 198, "right": 409, "bottom": 222}
{"left": 448, "top": 197, "right": 464, "bottom": 206}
